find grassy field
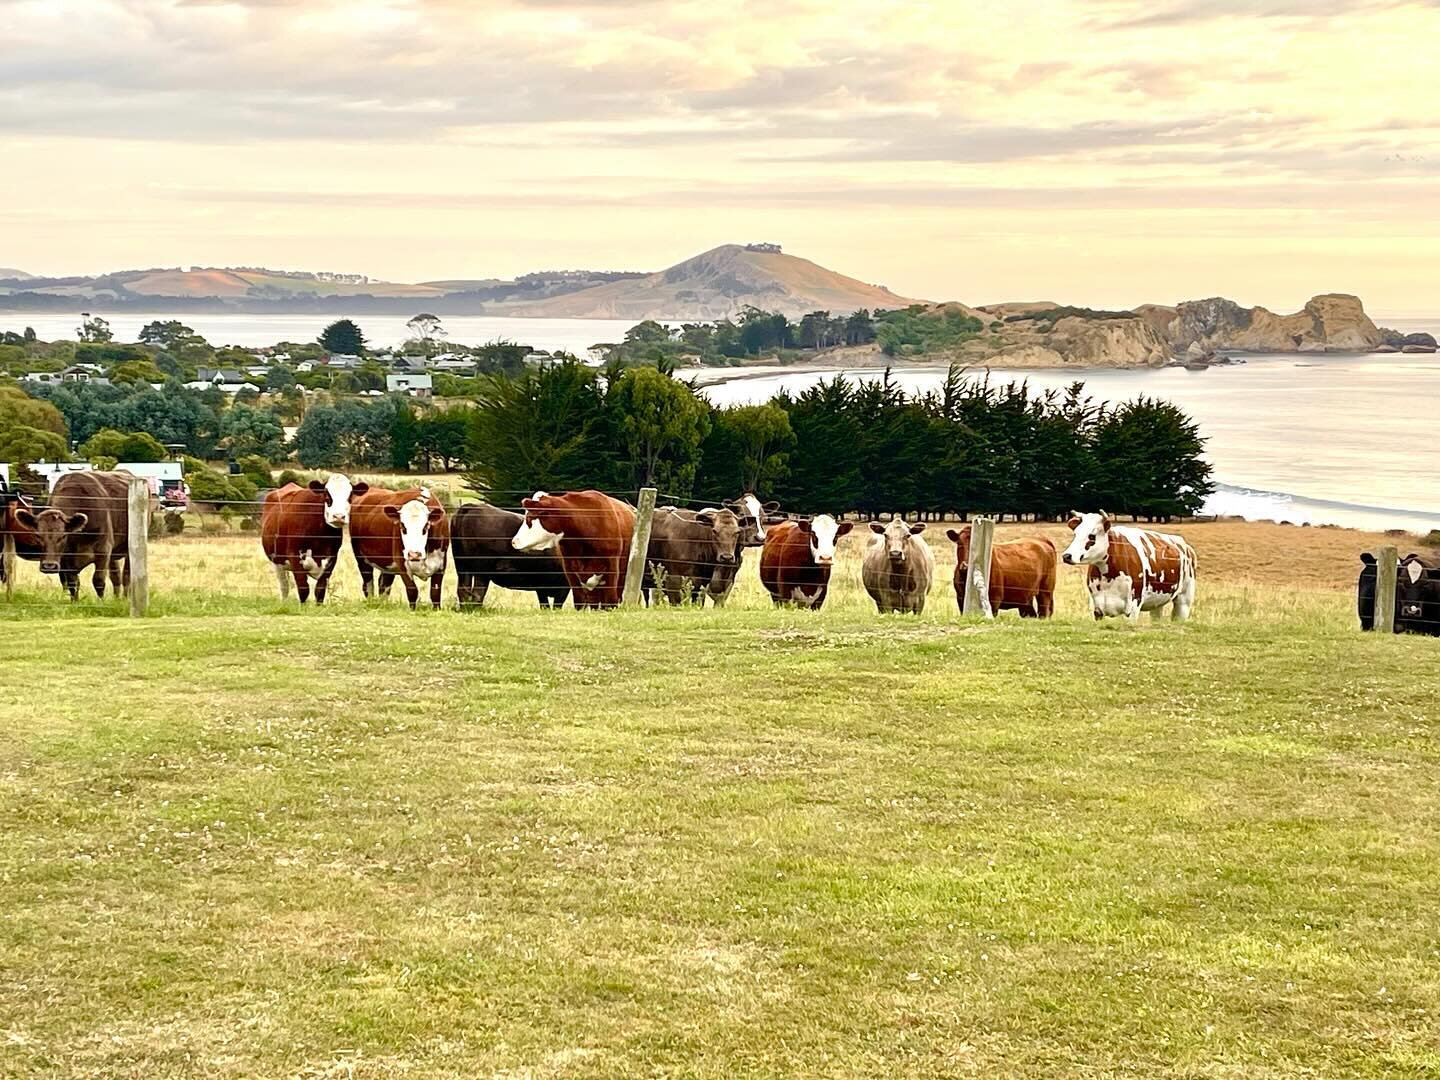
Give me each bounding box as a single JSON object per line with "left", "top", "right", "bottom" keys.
{"left": 1, "top": 521, "right": 1438, "bottom": 1077}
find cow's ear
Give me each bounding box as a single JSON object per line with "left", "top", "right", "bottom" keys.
{"left": 521, "top": 497, "right": 540, "bottom": 511}
{"left": 64, "top": 512, "right": 88, "bottom": 532}
{"left": 1066, "top": 513, "right": 1082, "bottom": 530}
{"left": 308, "top": 479, "right": 327, "bottom": 493}
{"left": 383, "top": 505, "right": 402, "bottom": 520}
{"left": 909, "top": 522, "right": 927, "bottom": 535}
{"left": 945, "top": 528, "right": 960, "bottom": 543}
{"left": 427, "top": 506, "right": 445, "bottom": 524}
{"left": 869, "top": 521, "right": 885, "bottom": 534}
{"left": 350, "top": 481, "right": 369, "bottom": 497}
{"left": 695, "top": 511, "right": 715, "bottom": 528}
{"left": 835, "top": 521, "right": 853, "bottom": 537}
{"left": 1360, "top": 553, "right": 1376, "bottom": 565}
{"left": 1098, "top": 511, "right": 1112, "bottom": 531}
{"left": 796, "top": 518, "right": 813, "bottom": 534}
{"left": 14, "top": 509, "right": 36, "bottom": 529}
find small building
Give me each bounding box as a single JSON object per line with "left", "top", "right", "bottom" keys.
{"left": 183, "top": 379, "right": 261, "bottom": 395}
{"left": 386, "top": 373, "right": 433, "bottom": 398}
{"left": 60, "top": 364, "right": 109, "bottom": 385}
{"left": 392, "top": 355, "right": 428, "bottom": 372}
{"left": 432, "top": 356, "right": 477, "bottom": 373}
{"left": 20, "top": 371, "right": 63, "bottom": 386}
{"left": 196, "top": 367, "right": 248, "bottom": 385}
{"left": 325, "top": 354, "right": 361, "bottom": 369}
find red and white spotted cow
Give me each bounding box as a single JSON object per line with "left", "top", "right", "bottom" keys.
{"left": 1061, "top": 510, "right": 1197, "bottom": 622}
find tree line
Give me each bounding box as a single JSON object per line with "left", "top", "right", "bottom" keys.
{"left": 462, "top": 360, "right": 1213, "bottom": 520}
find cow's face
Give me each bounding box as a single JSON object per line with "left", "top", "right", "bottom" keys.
{"left": 871, "top": 517, "right": 925, "bottom": 563}
{"left": 730, "top": 493, "right": 777, "bottom": 546}
{"left": 310, "top": 475, "right": 366, "bottom": 529}
{"left": 1062, "top": 511, "right": 1111, "bottom": 566}
{"left": 698, "top": 508, "right": 742, "bottom": 565}
{"left": 1399, "top": 560, "right": 1438, "bottom": 623}
{"left": 945, "top": 525, "right": 973, "bottom": 568}
{"left": 799, "top": 514, "right": 852, "bottom": 566}
{"left": 385, "top": 499, "right": 444, "bottom": 566}
{"left": 18, "top": 507, "right": 87, "bottom": 572}
{"left": 514, "top": 492, "right": 563, "bottom": 551}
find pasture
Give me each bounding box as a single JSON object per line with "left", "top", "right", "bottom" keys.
{"left": 2, "top": 519, "right": 1438, "bottom": 1077}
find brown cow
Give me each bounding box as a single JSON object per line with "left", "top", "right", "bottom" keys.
{"left": 17, "top": 470, "right": 131, "bottom": 600}
{"left": 512, "top": 489, "right": 636, "bottom": 609}
{"left": 759, "top": 515, "right": 853, "bottom": 608}
{"left": 946, "top": 526, "right": 1056, "bottom": 618}
{"left": 260, "top": 476, "right": 368, "bottom": 603}
{"left": 645, "top": 507, "right": 743, "bottom": 605}
{"left": 1, "top": 485, "right": 41, "bottom": 589}
{"left": 350, "top": 487, "right": 450, "bottom": 609}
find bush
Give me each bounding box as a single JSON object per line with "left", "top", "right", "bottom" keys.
{"left": 277, "top": 469, "right": 302, "bottom": 487}
{"left": 165, "top": 511, "right": 187, "bottom": 535}
{"left": 236, "top": 454, "right": 273, "bottom": 490}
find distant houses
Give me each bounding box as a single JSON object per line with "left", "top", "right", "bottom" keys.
{"left": 386, "top": 373, "right": 433, "bottom": 398}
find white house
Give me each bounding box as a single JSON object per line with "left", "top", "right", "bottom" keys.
{"left": 386, "top": 373, "right": 433, "bottom": 398}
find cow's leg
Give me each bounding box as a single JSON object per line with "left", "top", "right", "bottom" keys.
{"left": 314, "top": 554, "right": 338, "bottom": 605}
{"left": 1037, "top": 589, "right": 1054, "bottom": 619}
{"left": 110, "top": 553, "right": 126, "bottom": 598}
{"left": 61, "top": 566, "right": 80, "bottom": 602}
{"left": 378, "top": 571, "right": 395, "bottom": 598}
{"left": 274, "top": 562, "right": 292, "bottom": 600}
{"left": 91, "top": 546, "right": 111, "bottom": 599}
{"left": 400, "top": 571, "right": 419, "bottom": 610}
{"left": 295, "top": 561, "right": 312, "bottom": 604}
{"left": 471, "top": 577, "right": 492, "bottom": 609}
{"left": 430, "top": 569, "right": 443, "bottom": 610}
{"left": 354, "top": 560, "right": 371, "bottom": 600}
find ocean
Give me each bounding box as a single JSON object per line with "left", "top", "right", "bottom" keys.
{"left": 5, "top": 310, "right": 1436, "bottom": 534}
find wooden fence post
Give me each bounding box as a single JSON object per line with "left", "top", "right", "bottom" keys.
{"left": 128, "top": 477, "right": 150, "bottom": 617}
{"left": 962, "top": 516, "right": 996, "bottom": 618}
{"left": 621, "top": 487, "right": 658, "bottom": 608}
{"left": 1373, "top": 545, "right": 1398, "bottom": 634}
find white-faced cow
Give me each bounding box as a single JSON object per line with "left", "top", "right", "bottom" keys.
{"left": 861, "top": 517, "right": 933, "bottom": 614}
{"left": 350, "top": 487, "right": 450, "bottom": 609}
{"left": 759, "top": 514, "right": 853, "bottom": 609}
{"left": 260, "top": 475, "right": 368, "bottom": 603}
{"left": 1061, "top": 510, "right": 1197, "bottom": 622}
{"left": 512, "top": 490, "right": 636, "bottom": 609}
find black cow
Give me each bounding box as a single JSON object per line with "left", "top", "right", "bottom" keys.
{"left": 1358, "top": 552, "right": 1437, "bottom": 632}
{"left": 1397, "top": 559, "right": 1440, "bottom": 636}
{"left": 451, "top": 503, "right": 570, "bottom": 609}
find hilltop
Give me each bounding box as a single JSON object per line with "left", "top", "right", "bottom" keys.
{"left": 0, "top": 268, "right": 33, "bottom": 281}
{"left": 0, "top": 246, "right": 923, "bottom": 320}
{"left": 493, "top": 244, "right": 928, "bottom": 320}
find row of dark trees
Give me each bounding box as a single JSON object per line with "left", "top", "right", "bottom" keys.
{"left": 461, "top": 360, "right": 1214, "bottom": 520}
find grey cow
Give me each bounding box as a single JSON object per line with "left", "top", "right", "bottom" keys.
{"left": 861, "top": 517, "right": 934, "bottom": 614}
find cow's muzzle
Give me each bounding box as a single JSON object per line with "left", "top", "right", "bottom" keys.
{"left": 405, "top": 549, "right": 426, "bottom": 563}
{"left": 1062, "top": 553, "right": 1075, "bottom": 564}
{"left": 40, "top": 560, "right": 60, "bottom": 573}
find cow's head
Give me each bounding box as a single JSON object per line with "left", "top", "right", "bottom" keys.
{"left": 16, "top": 507, "right": 87, "bottom": 573}
{"left": 1399, "top": 560, "right": 1439, "bottom": 623}
{"left": 384, "top": 498, "right": 444, "bottom": 567}
{"left": 945, "top": 524, "right": 974, "bottom": 568}
{"left": 1062, "top": 510, "right": 1111, "bottom": 566}
{"left": 309, "top": 475, "right": 367, "bottom": 529}
{"left": 872, "top": 517, "right": 925, "bottom": 563}
{"left": 696, "top": 508, "right": 743, "bottom": 565}
{"left": 514, "top": 491, "right": 563, "bottom": 551}
{"left": 729, "top": 493, "right": 778, "bottom": 546}
{"left": 797, "top": 514, "right": 852, "bottom": 566}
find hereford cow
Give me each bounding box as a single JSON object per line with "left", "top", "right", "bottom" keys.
{"left": 16, "top": 470, "right": 131, "bottom": 600}
{"left": 1358, "top": 552, "right": 1436, "bottom": 631}
{"left": 260, "top": 476, "right": 368, "bottom": 603}
{"left": 451, "top": 502, "right": 569, "bottom": 609}
{"left": 645, "top": 506, "right": 743, "bottom": 605}
{"left": 350, "top": 487, "right": 450, "bottom": 609}
{"left": 1397, "top": 557, "right": 1440, "bottom": 636}
{"left": 862, "top": 517, "right": 934, "bottom": 614}
{"left": 946, "top": 526, "right": 1056, "bottom": 618}
{"left": 1061, "top": 510, "right": 1197, "bottom": 621}
{"left": 759, "top": 515, "right": 853, "bottom": 609}
{"left": 512, "top": 489, "right": 636, "bottom": 609}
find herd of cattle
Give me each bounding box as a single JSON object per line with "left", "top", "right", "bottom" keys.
{"left": 1, "top": 470, "right": 1436, "bottom": 634}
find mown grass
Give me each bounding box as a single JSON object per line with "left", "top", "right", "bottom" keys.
{"left": 1, "top": 522, "right": 1438, "bottom": 1077}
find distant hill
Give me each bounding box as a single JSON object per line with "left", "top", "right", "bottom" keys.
{"left": 494, "top": 245, "right": 929, "bottom": 320}
{"left": 0, "top": 268, "right": 34, "bottom": 281}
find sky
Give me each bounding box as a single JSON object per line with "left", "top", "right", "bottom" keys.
{"left": 2, "top": 0, "right": 1438, "bottom": 315}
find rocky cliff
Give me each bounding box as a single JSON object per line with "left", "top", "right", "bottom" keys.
{"left": 1135, "top": 293, "right": 1382, "bottom": 353}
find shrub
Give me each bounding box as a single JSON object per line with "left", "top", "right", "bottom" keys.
{"left": 277, "top": 469, "right": 302, "bottom": 487}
